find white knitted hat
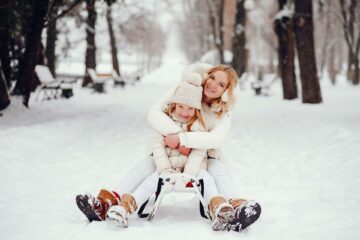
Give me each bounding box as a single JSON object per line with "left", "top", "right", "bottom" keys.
{"left": 171, "top": 72, "right": 203, "bottom": 109}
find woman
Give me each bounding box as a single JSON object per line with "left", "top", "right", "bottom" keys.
{"left": 146, "top": 63, "right": 261, "bottom": 232}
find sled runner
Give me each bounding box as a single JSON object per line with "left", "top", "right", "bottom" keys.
{"left": 137, "top": 173, "right": 211, "bottom": 221}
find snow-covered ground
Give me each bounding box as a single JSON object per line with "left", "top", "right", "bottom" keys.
{"left": 1, "top": 59, "right": 360, "bottom": 240}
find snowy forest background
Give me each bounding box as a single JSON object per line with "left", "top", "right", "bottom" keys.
{"left": 0, "top": 0, "right": 359, "bottom": 240}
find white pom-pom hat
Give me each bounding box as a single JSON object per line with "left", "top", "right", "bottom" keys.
{"left": 171, "top": 72, "right": 203, "bottom": 110}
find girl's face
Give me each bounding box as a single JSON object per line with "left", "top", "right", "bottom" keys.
{"left": 203, "top": 71, "right": 229, "bottom": 100}
{"left": 174, "top": 103, "right": 196, "bottom": 123}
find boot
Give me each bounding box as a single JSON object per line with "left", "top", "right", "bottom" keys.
{"left": 107, "top": 193, "right": 138, "bottom": 227}
{"left": 208, "top": 196, "right": 235, "bottom": 231}
{"left": 226, "top": 200, "right": 261, "bottom": 232}
{"left": 76, "top": 189, "right": 121, "bottom": 222}
{"left": 229, "top": 198, "right": 247, "bottom": 209}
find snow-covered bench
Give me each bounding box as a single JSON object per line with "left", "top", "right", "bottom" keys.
{"left": 251, "top": 75, "right": 278, "bottom": 96}
{"left": 34, "top": 65, "right": 74, "bottom": 101}
{"left": 87, "top": 68, "right": 110, "bottom": 93}
{"left": 112, "top": 70, "right": 126, "bottom": 88}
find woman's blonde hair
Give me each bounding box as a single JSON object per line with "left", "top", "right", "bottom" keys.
{"left": 166, "top": 103, "right": 206, "bottom": 131}
{"left": 202, "top": 65, "right": 238, "bottom": 118}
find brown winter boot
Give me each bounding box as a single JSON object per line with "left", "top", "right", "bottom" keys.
{"left": 107, "top": 193, "right": 138, "bottom": 227}
{"left": 76, "top": 189, "right": 121, "bottom": 222}
{"left": 208, "top": 196, "right": 235, "bottom": 231}
{"left": 229, "top": 198, "right": 247, "bottom": 209}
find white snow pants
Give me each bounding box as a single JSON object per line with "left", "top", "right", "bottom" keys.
{"left": 207, "top": 157, "right": 238, "bottom": 199}
{"left": 113, "top": 156, "right": 236, "bottom": 200}
{"left": 131, "top": 168, "right": 219, "bottom": 207}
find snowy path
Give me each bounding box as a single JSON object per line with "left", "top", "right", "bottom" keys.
{"left": 1, "top": 63, "right": 360, "bottom": 240}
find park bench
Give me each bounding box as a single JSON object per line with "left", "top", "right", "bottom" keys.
{"left": 251, "top": 75, "right": 278, "bottom": 96}
{"left": 34, "top": 65, "right": 74, "bottom": 101}
{"left": 112, "top": 70, "right": 126, "bottom": 88}
{"left": 87, "top": 68, "right": 111, "bottom": 93}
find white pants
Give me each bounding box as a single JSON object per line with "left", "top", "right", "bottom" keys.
{"left": 113, "top": 157, "right": 236, "bottom": 200}
{"left": 114, "top": 157, "right": 155, "bottom": 194}
{"left": 132, "top": 168, "right": 219, "bottom": 207}
{"left": 207, "top": 158, "right": 238, "bottom": 199}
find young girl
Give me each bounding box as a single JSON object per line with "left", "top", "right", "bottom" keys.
{"left": 76, "top": 73, "right": 235, "bottom": 229}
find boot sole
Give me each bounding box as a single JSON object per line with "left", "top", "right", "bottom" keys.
{"left": 228, "top": 201, "right": 261, "bottom": 232}
{"left": 76, "top": 195, "right": 102, "bottom": 222}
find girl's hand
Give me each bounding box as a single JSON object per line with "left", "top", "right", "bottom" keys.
{"left": 178, "top": 146, "right": 192, "bottom": 156}
{"left": 163, "top": 134, "right": 180, "bottom": 149}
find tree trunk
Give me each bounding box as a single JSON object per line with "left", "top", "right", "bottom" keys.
{"left": 206, "top": 0, "right": 225, "bottom": 64}
{"left": 82, "top": 0, "right": 97, "bottom": 87}
{"left": 218, "top": 0, "right": 225, "bottom": 64}
{"left": 13, "top": 0, "right": 49, "bottom": 107}
{"left": 353, "top": 55, "right": 360, "bottom": 85}
{"left": 106, "top": 8, "right": 120, "bottom": 76}
{"left": 328, "top": 43, "right": 337, "bottom": 84}
{"left": 45, "top": 2, "right": 61, "bottom": 77}
{"left": 232, "top": 0, "right": 247, "bottom": 78}
{"left": 0, "top": 60, "right": 11, "bottom": 110}
{"left": 0, "top": 5, "right": 12, "bottom": 88}
{"left": 274, "top": 0, "right": 297, "bottom": 100}
{"left": 293, "top": 0, "right": 322, "bottom": 103}
{"left": 339, "top": 0, "right": 359, "bottom": 85}
{"left": 347, "top": 51, "right": 354, "bottom": 82}
{"left": 353, "top": 34, "right": 360, "bottom": 85}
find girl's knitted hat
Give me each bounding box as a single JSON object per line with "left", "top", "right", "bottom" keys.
{"left": 171, "top": 72, "right": 203, "bottom": 110}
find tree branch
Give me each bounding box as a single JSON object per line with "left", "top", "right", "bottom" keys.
{"left": 44, "top": 0, "right": 82, "bottom": 28}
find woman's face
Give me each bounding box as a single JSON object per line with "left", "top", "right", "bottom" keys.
{"left": 174, "top": 103, "right": 196, "bottom": 123}
{"left": 203, "top": 71, "right": 229, "bottom": 100}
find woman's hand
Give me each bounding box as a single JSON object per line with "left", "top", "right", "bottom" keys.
{"left": 178, "top": 146, "right": 192, "bottom": 156}
{"left": 163, "top": 134, "right": 180, "bottom": 149}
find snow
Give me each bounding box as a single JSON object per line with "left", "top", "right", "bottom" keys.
{"left": 1, "top": 60, "right": 359, "bottom": 239}
{"left": 200, "top": 49, "right": 233, "bottom": 65}
{"left": 275, "top": 8, "right": 294, "bottom": 20}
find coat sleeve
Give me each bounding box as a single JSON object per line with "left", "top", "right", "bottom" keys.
{"left": 178, "top": 113, "right": 232, "bottom": 149}
{"left": 147, "top": 87, "right": 183, "bottom": 135}
{"left": 183, "top": 149, "right": 207, "bottom": 177}
{"left": 151, "top": 133, "right": 172, "bottom": 173}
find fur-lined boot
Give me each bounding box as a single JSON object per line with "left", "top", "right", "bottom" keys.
{"left": 208, "top": 196, "right": 235, "bottom": 231}
{"left": 76, "top": 189, "right": 121, "bottom": 222}
{"left": 107, "top": 193, "right": 138, "bottom": 227}
{"left": 226, "top": 199, "right": 261, "bottom": 232}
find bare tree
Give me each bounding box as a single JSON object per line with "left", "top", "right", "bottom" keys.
{"left": 13, "top": 0, "right": 50, "bottom": 107}
{"left": 178, "top": 0, "right": 213, "bottom": 62}
{"left": 118, "top": 7, "right": 165, "bottom": 73}
{"left": 106, "top": 6, "right": 120, "bottom": 76}
{"left": 232, "top": 0, "right": 247, "bottom": 77}
{"left": 0, "top": 59, "right": 10, "bottom": 110}
{"left": 45, "top": 0, "right": 63, "bottom": 77}
{"left": 274, "top": 0, "right": 297, "bottom": 99}
{"left": 82, "top": 0, "right": 97, "bottom": 87}
{"left": 293, "top": 0, "right": 322, "bottom": 103}
{"left": 206, "top": 0, "right": 225, "bottom": 63}
{"left": 0, "top": 3, "right": 11, "bottom": 88}
{"left": 339, "top": 0, "right": 360, "bottom": 85}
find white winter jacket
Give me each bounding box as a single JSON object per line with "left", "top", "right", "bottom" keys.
{"left": 147, "top": 88, "right": 231, "bottom": 161}
{"left": 150, "top": 114, "right": 207, "bottom": 177}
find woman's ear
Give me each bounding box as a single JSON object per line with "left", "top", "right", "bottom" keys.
{"left": 221, "top": 90, "right": 230, "bottom": 102}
